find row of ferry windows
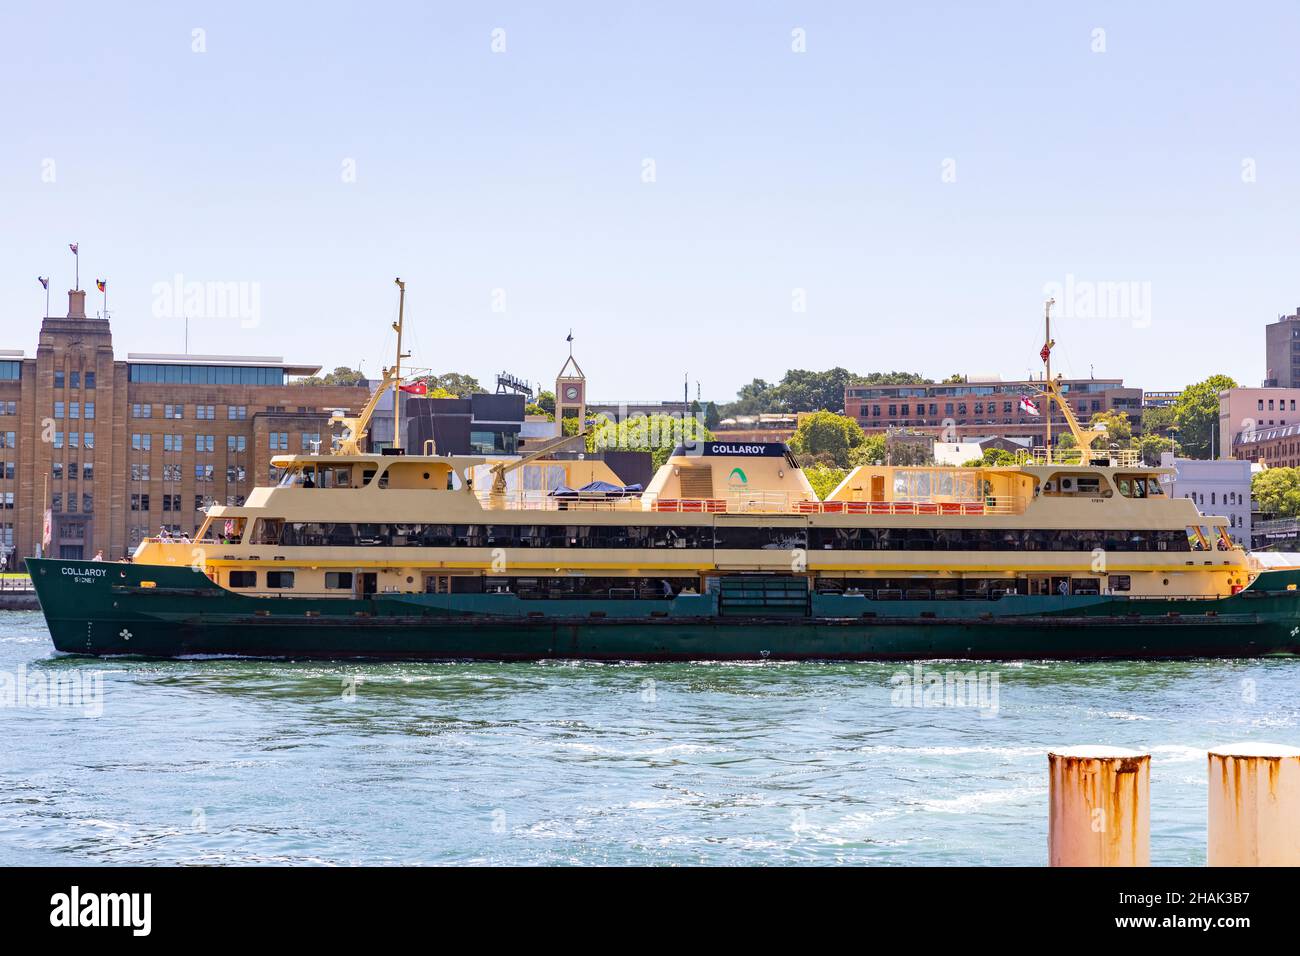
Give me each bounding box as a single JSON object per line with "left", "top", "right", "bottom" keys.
{"left": 222, "top": 571, "right": 1136, "bottom": 596}
{"left": 256, "top": 521, "right": 1195, "bottom": 552}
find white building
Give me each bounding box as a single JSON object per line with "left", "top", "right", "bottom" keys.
{"left": 1159, "top": 453, "right": 1252, "bottom": 547}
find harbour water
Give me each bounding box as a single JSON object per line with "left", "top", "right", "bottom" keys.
{"left": 2, "top": 610, "right": 1297, "bottom": 866}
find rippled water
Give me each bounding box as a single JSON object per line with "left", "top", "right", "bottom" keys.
{"left": 2, "top": 610, "right": 1298, "bottom": 865}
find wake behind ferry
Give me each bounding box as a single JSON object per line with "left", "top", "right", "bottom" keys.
{"left": 27, "top": 297, "right": 1300, "bottom": 661}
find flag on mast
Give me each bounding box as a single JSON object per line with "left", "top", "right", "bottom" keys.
{"left": 96, "top": 279, "right": 106, "bottom": 293}
{"left": 69, "top": 243, "right": 78, "bottom": 255}
{"left": 1019, "top": 395, "right": 1041, "bottom": 417}
{"left": 397, "top": 381, "right": 427, "bottom": 395}
{"left": 38, "top": 276, "right": 49, "bottom": 290}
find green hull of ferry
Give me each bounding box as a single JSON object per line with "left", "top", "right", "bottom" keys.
{"left": 26, "top": 558, "right": 1300, "bottom": 661}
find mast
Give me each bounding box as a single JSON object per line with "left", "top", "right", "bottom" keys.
{"left": 1043, "top": 297, "right": 1055, "bottom": 454}
{"left": 392, "top": 278, "right": 409, "bottom": 451}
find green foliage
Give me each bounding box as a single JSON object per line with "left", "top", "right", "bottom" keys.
{"left": 703, "top": 401, "right": 721, "bottom": 430}
{"left": 941, "top": 373, "right": 966, "bottom": 384}
{"left": 1172, "top": 374, "right": 1237, "bottom": 458}
{"left": 1135, "top": 433, "right": 1174, "bottom": 465}
{"left": 589, "top": 414, "right": 713, "bottom": 469}
{"left": 721, "top": 369, "right": 930, "bottom": 416}
{"left": 412, "top": 372, "right": 484, "bottom": 397}
{"left": 1141, "top": 404, "right": 1175, "bottom": 436}
{"left": 788, "top": 411, "right": 867, "bottom": 468}
{"left": 1253, "top": 468, "right": 1300, "bottom": 517}
{"left": 536, "top": 390, "right": 556, "bottom": 415}
{"left": 295, "top": 366, "right": 366, "bottom": 387}
{"left": 1087, "top": 410, "right": 1132, "bottom": 444}
{"left": 961, "top": 448, "right": 1018, "bottom": 467}
{"left": 804, "top": 463, "right": 847, "bottom": 501}
{"left": 524, "top": 402, "right": 550, "bottom": 418}
{"left": 850, "top": 433, "right": 886, "bottom": 467}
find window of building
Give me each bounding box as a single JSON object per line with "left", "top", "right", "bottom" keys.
{"left": 82, "top": 494, "right": 92, "bottom": 513}
{"left": 227, "top": 435, "right": 247, "bottom": 452}
{"left": 84, "top": 371, "right": 95, "bottom": 389}
{"left": 53, "top": 432, "right": 63, "bottom": 449}
{"left": 0, "top": 432, "right": 14, "bottom": 449}
{"left": 69, "top": 401, "right": 79, "bottom": 419}
{"left": 164, "top": 404, "right": 184, "bottom": 419}
{"left": 52, "top": 462, "right": 63, "bottom": 479}
{"left": 300, "top": 433, "right": 320, "bottom": 451}
{"left": 195, "top": 464, "right": 214, "bottom": 482}
{"left": 84, "top": 401, "right": 94, "bottom": 420}
{"left": 163, "top": 434, "right": 183, "bottom": 453}
{"left": 131, "top": 463, "right": 150, "bottom": 481}
{"left": 269, "top": 432, "right": 289, "bottom": 450}
{"left": 52, "top": 492, "right": 62, "bottom": 512}
{"left": 83, "top": 463, "right": 93, "bottom": 480}
{"left": 54, "top": 401, "right": 65, "bottom": 419}
{"left": 83, "top": 432, "right": 93, "bottom": 449}
{"left": 195, "top": 434, "right": 215, "bottom": 453}
{"left": 163, "top": 463, "right": 182, "bottom": 482}
{"left": 228, "top": 405, "right": 247, "bottom": 420}
{"left": 196, "top": 405, "right": 215, "bottom": 420}
{"left": 131, "top": 493, "right": 150, "bottom": 511}
{"left": 70, "top": 371, "right": 80, "bottom": 388}
{"left": 54, "top": 370, "right": 64, "bottom": 388}
{"left": 132, "top": 403, "right": 153, "bottom": 418}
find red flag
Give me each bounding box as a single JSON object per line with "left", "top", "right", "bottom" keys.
{"left": 69, "top": 243, "right": 79, "bottom": 255}
{"left": 96, "top": 279, "right": 106, "bottom": 292}
{"left": 398, "top": 382, "right": 427, "bottom": 395}
{"left": 1039, "top": 344, "right": 1051, "bottom": 363}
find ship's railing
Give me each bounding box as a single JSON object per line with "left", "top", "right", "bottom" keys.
{"left": 476, "top": 490, "right": 649, "bottom": 512}
{"left": 1026, "top": 447, "right": 1141, "bottom": 467}
{"left": 0, "top": 574, "right": 34, "bottom": 593}
{"left": 475, "top": 488, "right": 1022, "bottom": 515}
{"left": 792, "top": 496, "right": 1020, "bottom": 516}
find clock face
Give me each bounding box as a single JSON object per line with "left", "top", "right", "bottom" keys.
{"left": 564, "top": 386, "right": 579, "bottom": 400}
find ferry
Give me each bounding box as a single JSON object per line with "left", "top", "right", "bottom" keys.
{"left": 26, "top": 302, "right": 1300, "bottom": 661}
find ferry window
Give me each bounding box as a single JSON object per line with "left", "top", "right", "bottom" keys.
{"left": 325, "top": 572, "right": 353, "bottom": 589}
{"left": 1108, "top": 575, "right": 1131, "bottom": 592}
{"left": 266, "top": 571, "right": 295, "bottom": 589}
{"left": 229, "top": 571, "right": 257, "bottom": 588}
{"left": 1146, "top": 478, "right": 1162, "bottom": 496}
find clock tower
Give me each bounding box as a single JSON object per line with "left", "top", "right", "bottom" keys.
{"left": 555, "top": 332, "right": 586, "bottom": 426}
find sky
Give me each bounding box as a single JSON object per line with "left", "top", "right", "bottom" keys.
{"left": 2, "top": 1, "right": 1298, "bottom": 402}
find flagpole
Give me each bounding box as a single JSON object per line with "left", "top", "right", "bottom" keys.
{"left": 392, "top": 278, "right": 407, "bottom": 451}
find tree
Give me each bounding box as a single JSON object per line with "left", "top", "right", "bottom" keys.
{"left": 703, "top": 401, "right": 721, "bottom": 430}
{"left": 942, "top": 373, "right": 966, "bottom": 384}
{"left": 1087, "top": 409, "right": 1132, "bottom": 445}
{"left": 536, "top": 390, "right": 556, "bottom": 415}
{"left": 1141, "top": 404, "right": 1175, "bottom": 437}
{"left": 589, "top": 414, "right": 713, "bottom": 468}
{"left": 412, "top": 372, "right": 484, "bottom": 397}
{"left": 849, "top": 433, "right": 887, "bottom": 467}
{"left": 295, "top": 365, "right": 365, "bottom": 386}
{"left": 775, "top": 368, "right": 858, "bottom": 413}
{"left": 962, "top": 448, "right": 1017, "bottom": 467}
{"left": 1173, "top": 374, "right": 1237, "bottom": 458}
{"left": 1135, "top": 433, "right": 1174, "bottom": 466}
{"left": 1252, "top": 468, "right": 1300, "bottom": 517}
{"left": 788, "top": 411, "right": 867, "bottom": 468}
{"left": 804, "top": 463, "right": 847, "bottom": 501}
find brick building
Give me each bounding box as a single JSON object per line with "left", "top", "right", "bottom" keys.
{"left": 1263, "top": 306, "right": 1300, "bottom": 388}
{"left": 0, "top": 289, "right": 368, "bottom": 565}
{"left": 843, "top": 377, "right": 1142, "bottom": 441}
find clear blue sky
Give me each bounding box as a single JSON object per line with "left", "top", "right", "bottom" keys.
{"left": 2, "top": 1, "right": 1297, "bottom": 401}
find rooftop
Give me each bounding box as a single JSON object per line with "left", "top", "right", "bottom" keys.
{"left": 126, "top": 353, "right": 321, "bottom": 376}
